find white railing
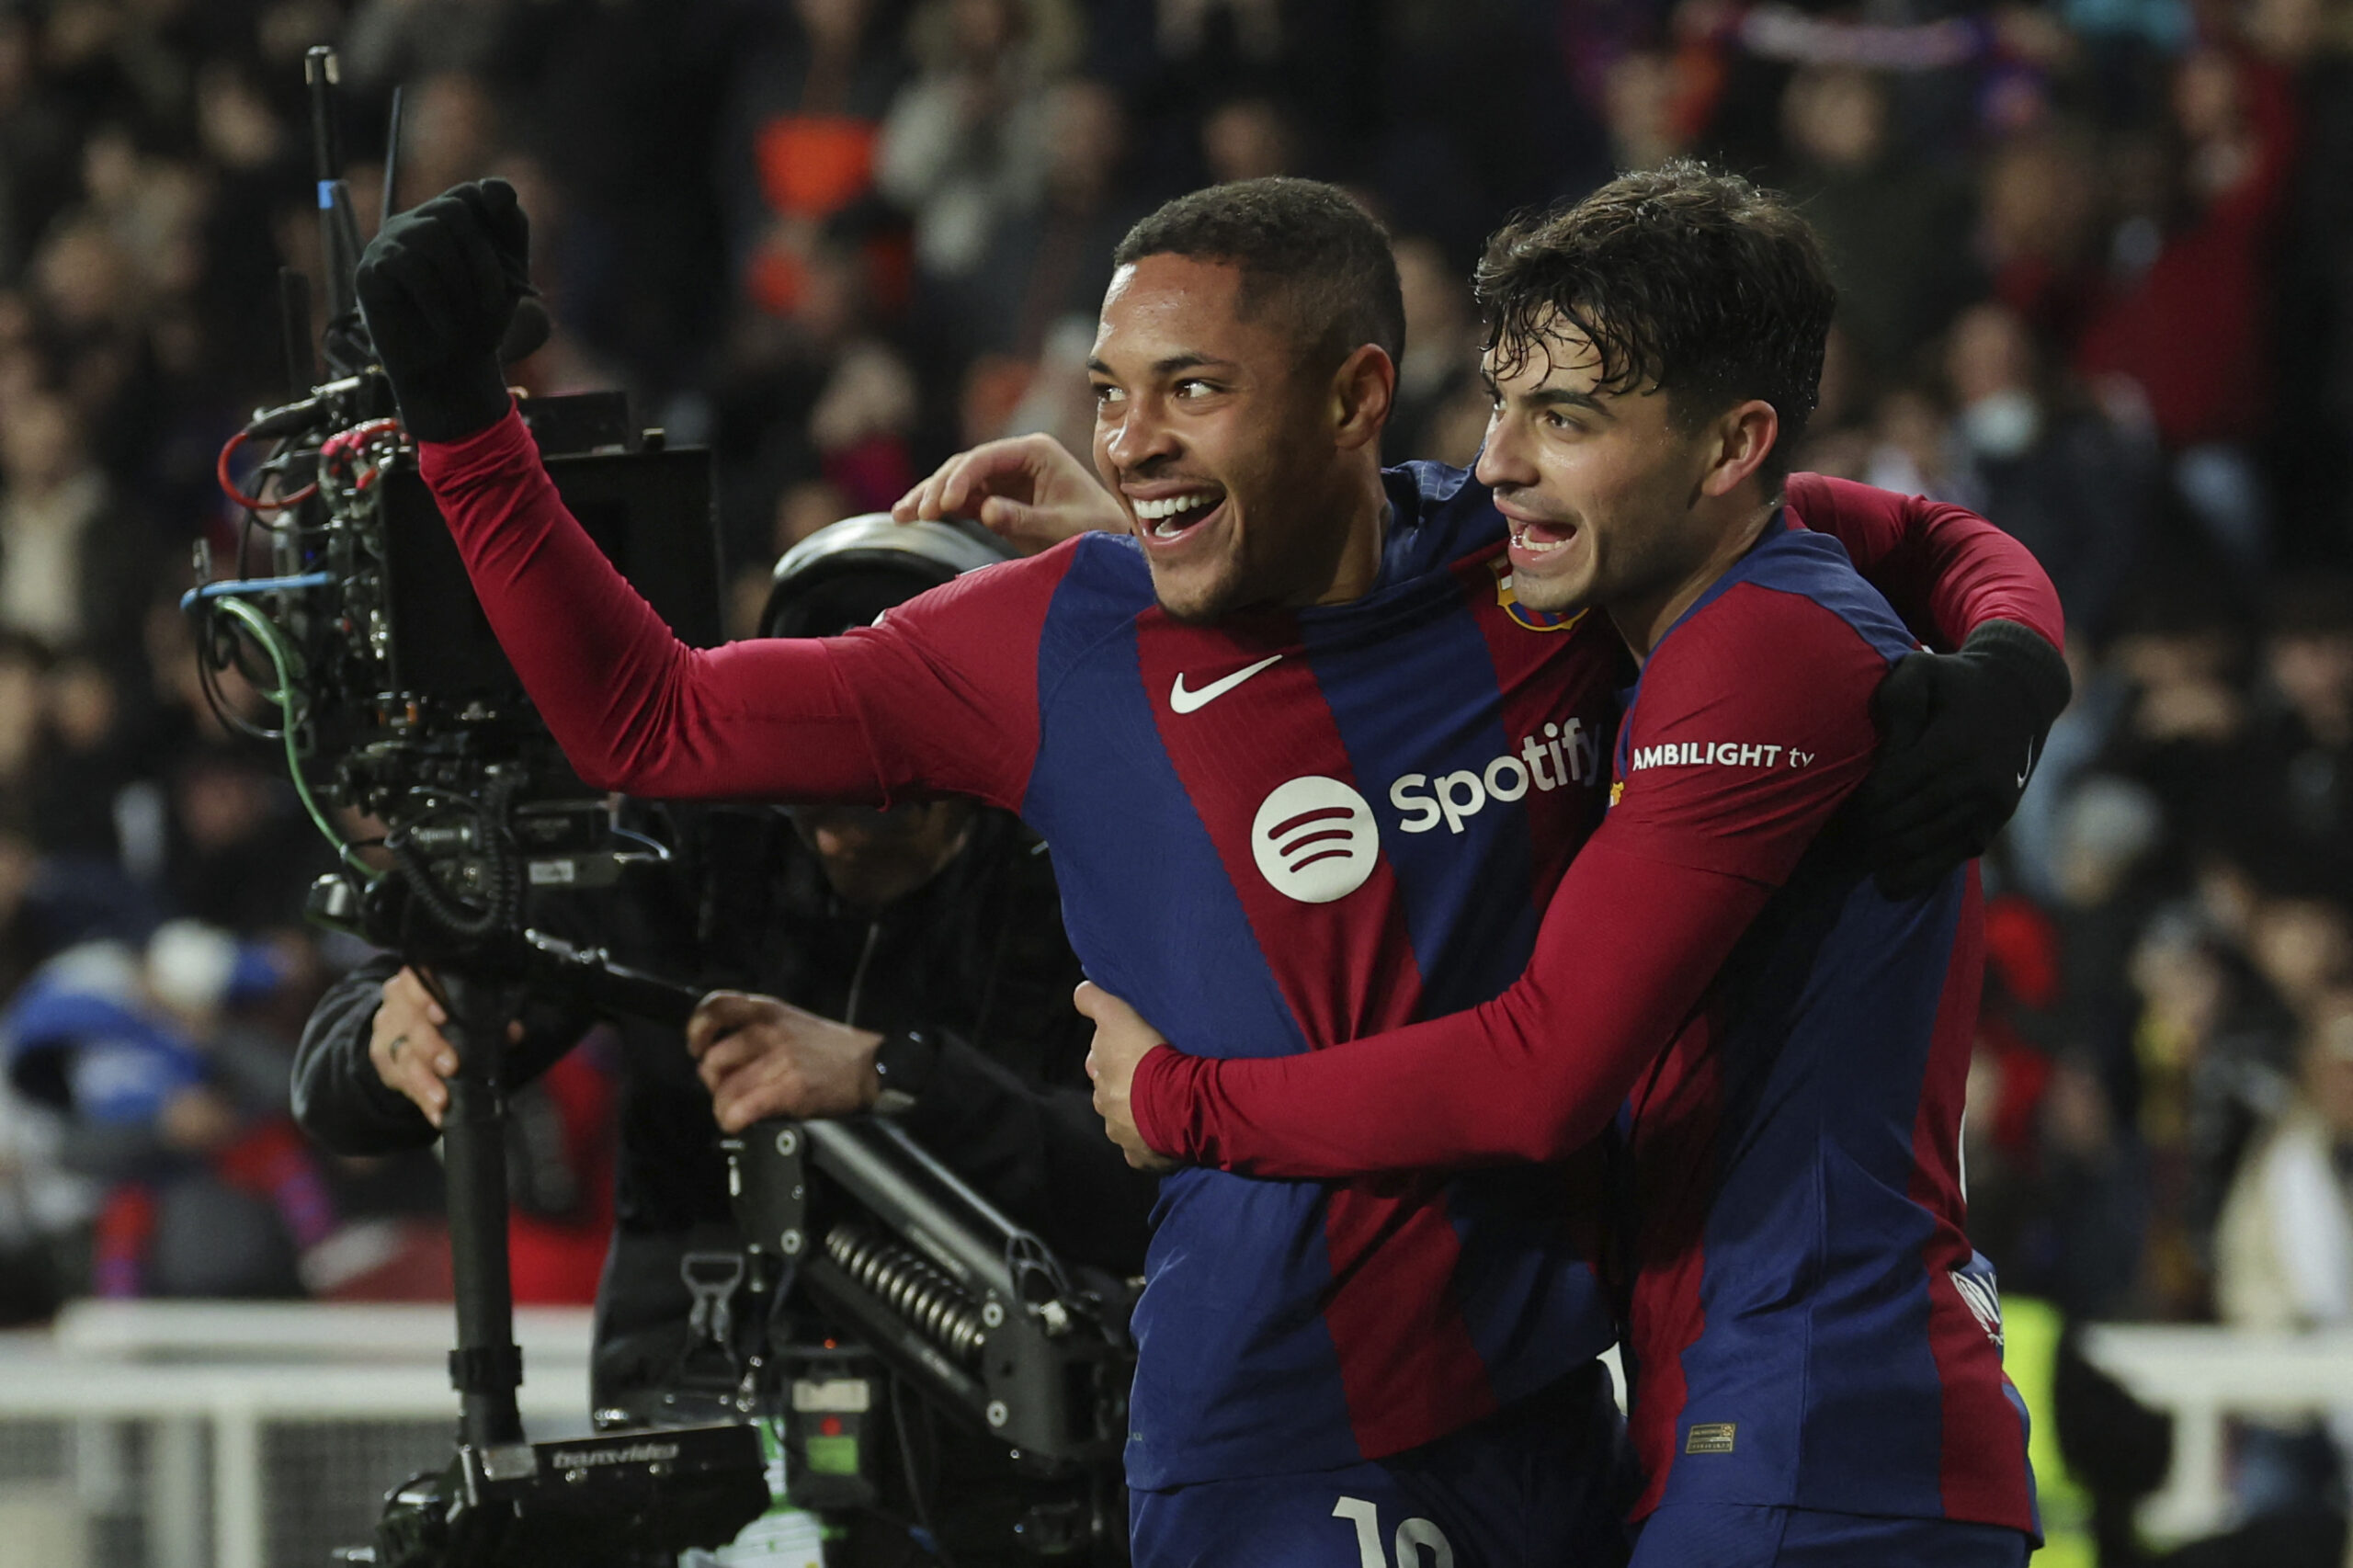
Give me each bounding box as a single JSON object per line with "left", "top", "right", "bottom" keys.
{"left": 1, "top": 1308, "right": 2346, "bottom": 1566}
{"left": 0, "top": 1302, "right": 594, "bottom": 1568}
{"left": 2076, "top": 1324, "right": 2353, "bottom": 1540}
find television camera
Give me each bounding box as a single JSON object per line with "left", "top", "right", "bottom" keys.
{"left": 188, "top": 48, "right": 1132, "bottom": 1566}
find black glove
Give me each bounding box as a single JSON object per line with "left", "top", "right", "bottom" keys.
{"left": 355, "top": 177, "right": 532, "bottom": 442}
{"left": 1856, "top": 619, "right": 2073, "bottom": 898}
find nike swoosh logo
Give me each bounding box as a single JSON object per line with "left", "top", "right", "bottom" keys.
{"left": 1171, "top": 653, "right": 1283, "bottom": 714}
{"left": 2016, "top": 738, "right": 2038, "bottom": 791}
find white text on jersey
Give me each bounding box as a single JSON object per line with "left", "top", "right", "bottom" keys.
{"left": 1391, "top": 719, "right": 1601, "bottom": 835}
{"left": 1628, "top": 741, "right": 1801, "bottom": 771}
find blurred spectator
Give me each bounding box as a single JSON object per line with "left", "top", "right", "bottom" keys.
{"left": 0, "top": 384, "right": 150, "bottom": 664}
{"left": 32, "top": 653, "right": 135, "bottom": 865}
{"left": 2077, "top": 46, "right": 2299, "bottom": 574}
{"left": 2128, "top": 903, "right": 2296, "bottom": 1320}
{"left": 877, "top": 0, "right": 1079, "bottom": 281}
{"left": 2029, "top": 774, "right": 2169, "bottom": 1317}
{"left": 1365, "top": 0, "right": 1602, "bottom": 260}
{"left": 1863, "top": 384, "right": 1955, "bottom": 499}
{"left": 727, "top": 0, "right": 910, "bottom": 324}
{"left": 341, "top": 0, "right": 509, "bottom": 88}
{"left": 1977, "top": 122, "right": 2105, "bottom": 355}
{"left": 0, "top": 921, "right": 330, "bottom": 1299}
{"left": 2103, "top": 588, "right": 2254, "bottom": 854}
{"left": 1942, "top": 300, "right": 2154, "bottom": 645}
{"left": 2259, "top": 0, "right": 2353, "bottom": 568}
{"left": 2215, "top": 986, "right": 2353, "bottom": 1517}
{"left": 1091, "top": 0, "right": 1382, "bottom": 201}
{"left": 0, "top": 629, "right": 51, "bottom": 807}
{"left": 916, "top": 76, "right": 1142, "bottom": 460}
{"left": 2239, "top": 579, "right": 2353, "bottom": 887}
{"left": 1199, "top": 93, "right": 1296, "bottom": 184}
{"left": 708, "top": 231, "right": 867, "bottom": 566}
{"left": 1387, "top": 233, "right": 1485, "bottom": 468}
{"left": 163, "top": 748, "right": 329, "bottom": 938}
{"left": 1602, "top": 50, "right": 1696, "bottom": 175}
{"left": 0, "top": 810, "right": 52, "bottom": 1006}
{"left": 508, "top": 2, "right": 751, "bottom": 406}
{"left": 0, "top": 11, "right": 82, "bottom": 289}
{"left": 773, "top": 477, "right": 853, "bottom": 558}
{"left": 392, "top": 70, "right": 501, "bottom": 206}
{"left": 1776, "top": 62, "right": 1975, "bottom": 379}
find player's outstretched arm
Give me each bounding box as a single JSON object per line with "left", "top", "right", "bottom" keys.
{"left": 365, "top": 186, "right": 1033, "bottom": 808}
{"left": 418, "top": 411, "right": 893, "bottom": 800}
{"left": 892, "top": 434, "right": 1126, "bottom": 556}
{"left": 1115, "top": 585, "right": 1890, "bottom": 1177}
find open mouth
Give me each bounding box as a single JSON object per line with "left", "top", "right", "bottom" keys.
{"left": 1131, "top": 488, "right": 1226, "bottom": 544}
{"left": 1507, "top": 517, "right": 1577, "bottom": 558}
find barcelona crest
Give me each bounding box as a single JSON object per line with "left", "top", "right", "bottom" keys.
{"left": 1488, "top": 558, "right": 1587, "bottom": 632}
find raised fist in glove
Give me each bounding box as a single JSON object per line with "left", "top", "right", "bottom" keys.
{"left": 1856, "top": 619, "right": 2073, "bottom": 898}
{"left": 356, "top": 177, "right": 532, "bottom": 442}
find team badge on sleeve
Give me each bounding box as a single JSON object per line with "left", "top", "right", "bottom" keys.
{"left": 1488, "top": 560, "right": 1587, "bottom": 632}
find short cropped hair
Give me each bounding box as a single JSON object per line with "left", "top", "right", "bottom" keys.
{"left": 1113, "top": 178, "right": 1406, "bottom": 373}
{"left": 1474, "top": 160, "right": 1836, "bottom": 483}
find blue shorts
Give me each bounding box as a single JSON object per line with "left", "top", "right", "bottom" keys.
{"left": 1128, "top": 1363, "right": 1632, "bottom": 1568}
{"left": 1630, "top": 1504, "right": 2032, "bottom": 1568}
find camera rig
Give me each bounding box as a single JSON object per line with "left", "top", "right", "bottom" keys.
{"left": 726, "top": 1114, "right": 1135, "bottom": 1554}
{"left": 193, "top": 47, "right": 1133, "bottom": 1566}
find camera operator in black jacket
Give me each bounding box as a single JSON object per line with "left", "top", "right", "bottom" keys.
{"left": 292, "top": 515, "right": 1157, "bottom": 1565}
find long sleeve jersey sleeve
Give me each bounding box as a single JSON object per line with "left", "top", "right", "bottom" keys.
{"left": 1781, "top": 472, "right": 2062, "bottom": 651}
{"left": 417, "top": 409, "right": 1059, "bottom": 807}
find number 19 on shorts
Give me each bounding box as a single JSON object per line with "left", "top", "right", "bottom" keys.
{"left": 1333, "top": 1497, "right": 1454, "bottom": 1568}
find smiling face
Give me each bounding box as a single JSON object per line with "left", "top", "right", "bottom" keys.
{"left": 1089, "top": 254, "right": 1377, "bottom": 623}
{"left": 1464, "top": 165, "right": 1837, "bottom": 649}
{"left": 1476, "top": 318, "right": 1762, "bottom": 645}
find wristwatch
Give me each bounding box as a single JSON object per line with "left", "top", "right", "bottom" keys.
{"left": 871, "top": 1028, "right": 938, "bottom": 1116}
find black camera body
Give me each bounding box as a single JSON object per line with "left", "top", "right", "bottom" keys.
{"left": 191, "top": 371, "right": 722, "bottom": 954}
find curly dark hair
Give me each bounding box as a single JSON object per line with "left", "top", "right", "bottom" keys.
{"left": 1474, "top": 160, "right": 1836, "bottom": 483}
{"left": 1113, "top": 177, "right": 1406, "bottom": 374}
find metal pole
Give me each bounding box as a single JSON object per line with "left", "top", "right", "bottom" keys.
{"left": 438, "top": 973, "right": 525, "bottom": 1449}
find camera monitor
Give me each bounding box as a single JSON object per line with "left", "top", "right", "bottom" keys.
{"left": 376, "top": 443, "right": 723, "bottom": 700}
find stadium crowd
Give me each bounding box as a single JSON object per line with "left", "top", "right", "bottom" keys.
{"left": 0, "top": 0, "right": 2350, "bottom": 1551}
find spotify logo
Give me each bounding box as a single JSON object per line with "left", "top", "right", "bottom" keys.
{"left": 1252, "top": 777, "right": 1377, "bottom": 903}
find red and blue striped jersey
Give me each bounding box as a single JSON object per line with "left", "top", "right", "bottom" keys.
{"left": 851, "top": 460, "right": 1626, "bottom": 1485}
{"left": 1607, "top": 526, "right": 2036, "bottom": 1532}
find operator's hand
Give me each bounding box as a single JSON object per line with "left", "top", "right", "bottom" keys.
{"left": 891, "top": 433, "right": 1125, "bottom": 556}
{"left": 355, "top": 177, "right": 532, "bottom": 442}
{"left": 687, "top": 990, "right": 882, "bottom": 1134}
{"left": 1076, "top": 981, "right": 1177, "bottom": 1173}
{"left": 368, "top": 965, "right": 521, "bottom": 1130}
{"left": 1856, "top": 619, "right": 2073, "bottom": 898}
